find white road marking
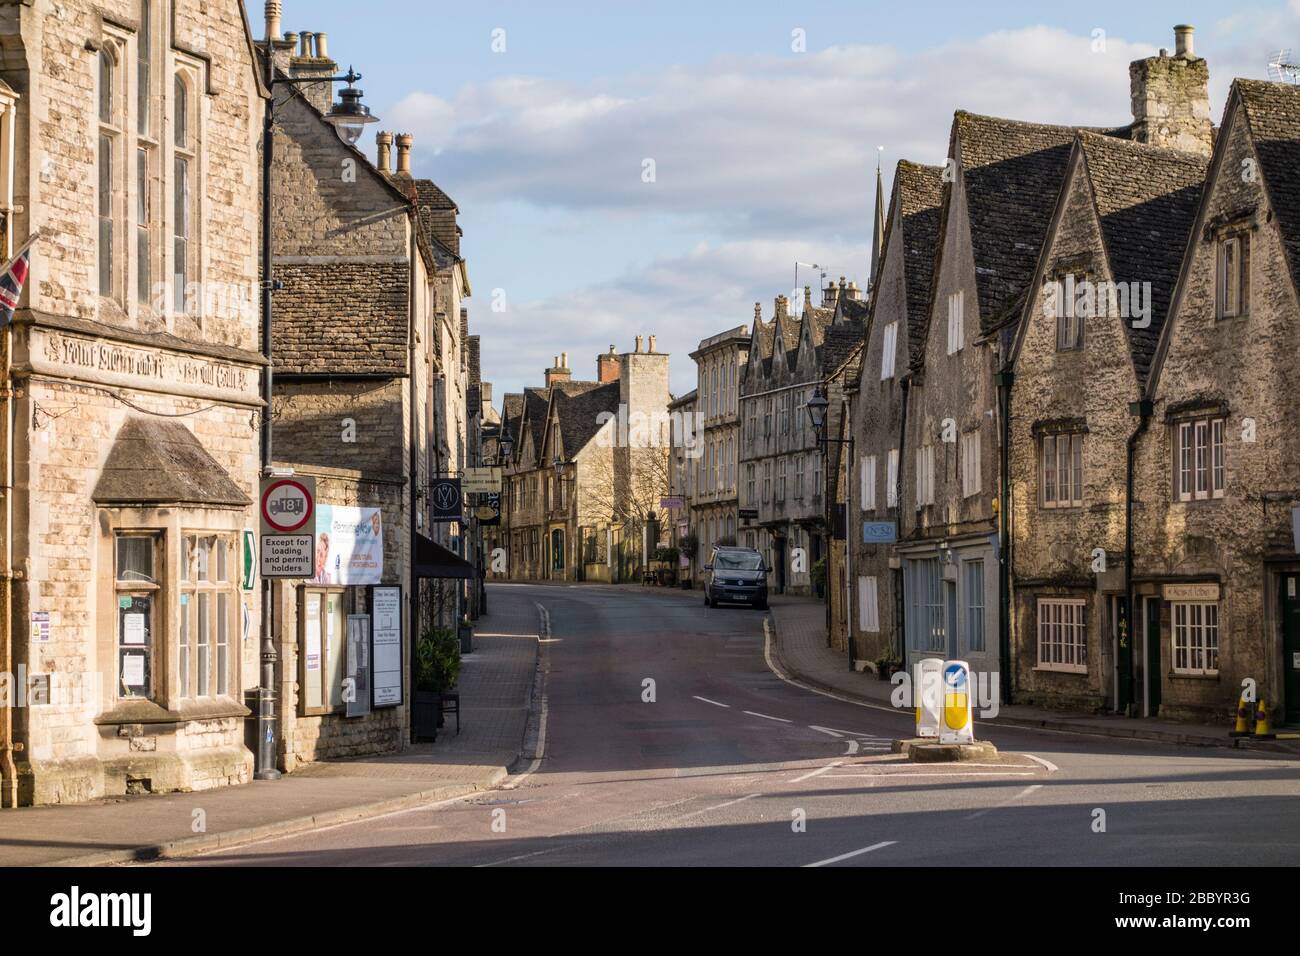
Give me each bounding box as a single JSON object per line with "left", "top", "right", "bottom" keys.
{"left": 845, "top": 740, "right": 859, "bottom": 755}
{"left": 675, "top": 792, "right": 762, "bottom": 821}
{"left": 1024, "top": 753, "right": 1061, "bottom": 773}
{"left": 791, "top": 761, "right": 842, "bottom": 783}
{"left": 965, "top": 783, "right": 1043, "bottom": 819}
{"left": 808, "top": 725, "right": 845, "bottom": 738}
{"left": 744, "top": 710, "right": 793, "bottom": 723}
{"left": 693, "top": 696, "right": 731, "bottom": 708}
{"left": 476, "top": 847, "right": 562, "bottom": 868}
{"left": 828, "top": 771, "right": 1037, "bottom": 778}
{"left": 804, "top": 841, "right": 896, "bottom": 868}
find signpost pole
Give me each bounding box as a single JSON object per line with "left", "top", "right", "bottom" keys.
{"left": 255, "top": 41, "right": 281, "bottom": 782}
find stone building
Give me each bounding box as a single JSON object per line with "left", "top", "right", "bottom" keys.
{"left": 898, "top": 109, "right": 1083, "bottom": 683}
{"left": 738, "top": 284, "right": 863, "bottom": 595}
{"left": 498, "top": 340, "right": 671, "bottom": 583}
{"left": 684, "top": 324, "right": 748, "bottom": 581}
{"left": 0, "top": 0, "right": 266, "bottom": 805}
{"left": 1008, "top": 131, "right": 1206, "bottom": 715}
{"left": 1134, "top": 77, "right": 1300, "bottom": 724}
{"left": 261, "top": 9, "right": 470, "bottom": 767}
{"left": 666, "top": 387, "right": 697, "bottom": 578}
{"left": 843, "top": 161, "right": 942, "bottom": 667}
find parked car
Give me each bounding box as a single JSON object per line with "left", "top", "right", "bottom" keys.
{"left": 703, "top": 546, "right": 769, "bottom": 609}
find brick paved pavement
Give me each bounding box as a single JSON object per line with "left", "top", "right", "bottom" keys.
{"left": 0, "top": 591, "right": 542, "bottom": 866}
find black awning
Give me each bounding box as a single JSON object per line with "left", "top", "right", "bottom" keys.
{"left": 414, "top": 533, "right": 475, "bottom": 579}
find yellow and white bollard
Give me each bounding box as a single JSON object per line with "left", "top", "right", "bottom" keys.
{"left": 914, "top": 658, "right": 942, "bottom": 739}
{"left": 939, "top": 660, "right": 975, "bottom": 745}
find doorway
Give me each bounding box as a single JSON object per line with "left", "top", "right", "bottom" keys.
{"left": 773, "top": 536, "right": 786, "bottom": 594}
{"left": 1282, "top": 573, "right": 1300, "bottom": 725}
{"left": 1143, "top": 597, "right": 1162, "bottom": 718}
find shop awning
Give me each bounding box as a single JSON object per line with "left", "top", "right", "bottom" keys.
{"left": 414, "top": 533, "right": 475, "bottom": 579}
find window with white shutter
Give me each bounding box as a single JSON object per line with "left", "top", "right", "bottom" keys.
{"left": 886, "top": 449, "right": 899, "bottom": 508}
{"left": 961, "top": 430, "right": 981, "bottom": 497}
{"left": 880, "top": 322, "right": 898, "bottom": 380}
{"left": 861, "top": 455, "right": 877, "bottom": 511}
{"left": 858, "top": 576, "right": 880, "bottom": 632}
{"left": 947, "top": 291, "right": 964, "bottom": 355}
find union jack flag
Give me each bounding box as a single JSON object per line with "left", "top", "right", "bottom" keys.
{"left": 0, "top": 245, "right": 30, "bottom": 325}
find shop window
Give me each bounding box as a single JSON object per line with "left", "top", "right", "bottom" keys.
{"left": 1037, "top": 598, "right": 1086, "bottom": 673}
{"left": 179, "top": 534, "right": 238, "bottom": 698}
{"left": 1172, "top": 601, "right": 1219, "bottom": 674}
{"left": 301, "top": 588, "right": 347, "bottom": 715}
{"left": 115, "top": 534, "right": 159, "bottom": 700}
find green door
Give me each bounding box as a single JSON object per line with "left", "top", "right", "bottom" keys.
{"left": 1283, "top": 574, "right": 1300, "bottom": 725}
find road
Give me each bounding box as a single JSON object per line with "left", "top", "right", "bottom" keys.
{"left": 165, "top": 583, "right": 1300, "bottom": 867}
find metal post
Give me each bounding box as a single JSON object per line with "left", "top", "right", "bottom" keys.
{"left": 255, "top": 41, "right": 281, "bottom": 781}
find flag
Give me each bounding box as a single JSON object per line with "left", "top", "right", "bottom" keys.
{"left": 0, "top": 241, "right": 32, "bottom": 325}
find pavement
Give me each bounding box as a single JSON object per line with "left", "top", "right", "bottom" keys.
{"left": 146, "top": 582, "right": 1300, "bottom": 867}
{"left": 763, "top": 593, "right": 1300, "bottom": 755}
{"left": 0, "top": 595, "right": 542, "bottom": 867}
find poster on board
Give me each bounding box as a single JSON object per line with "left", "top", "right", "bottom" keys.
{"left": 371, "top": 586, "right": 403, "bottom": 708}
{"left": 310, "top": 505, "right": 383, "bottom": 585}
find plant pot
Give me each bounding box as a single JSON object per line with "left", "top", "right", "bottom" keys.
{"left": 458, "top": 623, "right": 473, "bottom": 654}
{"left": 413, "top": 690, "right": 440, "bottom": 742}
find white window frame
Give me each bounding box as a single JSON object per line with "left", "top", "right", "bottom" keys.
{"left": 1175, "top": 417, "right": 1225, "bottom": 502}
{"left": 946, "top": 290, "right": 964, "bottom": 355}
{"left": 1036, "top": 597, "right": 1087, "bottom": 673}
{"left": 961, "top": 430, "right": 981, "bottom": 498}
{"left": 886, "top": 448, "right": 899, "bottom": 508}
{"left": 880, "top": 321, "right": 898, "bottom": 380}
{"left": 915, "top": 445, "right": 935, "bottom": 506}
{"left": 1172, "top": 601, "right": 1219, "bottom": 675}
{"left": 1217, "top": 234, "right": 1249, "bottom": 319}
{"left": 861, "top": 454, "right": 877, "bottom": 512}
{"left": 1041, "top": 431, "right": 1084, "bottom": 508}
{"left": 858, "top": 576, "right": 880, "bottom": 632}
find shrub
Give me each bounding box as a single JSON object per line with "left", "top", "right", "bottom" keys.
{"left": 415, "top": 626, "right": 461, "bottom": 693}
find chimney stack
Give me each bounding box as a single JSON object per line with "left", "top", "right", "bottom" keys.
{"left": 376, "top": 131, "right": 393, "bottom": 175}
{"left": 395, "top": 133, "right": 413, "bottom": 176}
{"left": 597, "top": 344, "right": 620, "bottom": 383}
{"left": 1129, "top": 25, "right": 1212, "bottom": 156}
{"left": 265, "top": 1, "right": 282, "bottom": 41}
{"left": 545, "top": 355, "right": 571, "bottom": 388}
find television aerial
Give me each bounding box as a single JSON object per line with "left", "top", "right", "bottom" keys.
{"left": 1267, "top": 49, "right": 1300, "bottom": 83}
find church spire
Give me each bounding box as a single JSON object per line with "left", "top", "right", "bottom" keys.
{"left": 870, "top": 147, "right": 885, "bottom": 289}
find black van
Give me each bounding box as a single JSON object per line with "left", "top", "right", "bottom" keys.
{"left": 703, "top": 546, "right": 769, "bottom": 610}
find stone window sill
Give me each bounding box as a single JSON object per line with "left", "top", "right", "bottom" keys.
{"left": 94, "top": 696, "right": 251, "bottom": 726}
{"left": 1168, "top": 671, "right": 1219, "bottom": 681}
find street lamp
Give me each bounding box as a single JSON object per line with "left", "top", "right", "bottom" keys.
{"left": 805, "top": 387, "right": 830, "bottom": 435}
{"left": 321, "top": 68, "right": 379, "bottom": 146}
{"left": 497, "top": 435, "right": 514, "bottom": 465}
{"left": 255, "top": 45, "right": 380, "bottom": 782}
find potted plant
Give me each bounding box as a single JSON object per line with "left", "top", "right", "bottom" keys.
{"left": 654, "top": 546, "right": 679, "bottom": 585}
{"left": 810, "top": 557, "right": 827, "bottom": 598}
{"left": 875, "top": 650, "right": 902, "bottom": 681}
{"left": 458, "top": 614, "right": 474, "bottom": 654}
{"left": 413, "top": 626, "right": 461, "bottom": 741}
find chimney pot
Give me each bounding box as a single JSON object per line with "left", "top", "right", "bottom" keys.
{"left": 395, "top": 133, "right": 414, "bottom": 176}
{"left": 376, "top": 131, "right": 393, "bottom": 175}
{"left": 284, "top": 30, "right": 298, "bottom": 51}
{"left": 648, "top": 335, "right": 657, "bottom": 353}
{"left": 299, "top": 31, "right": 313, "bottom": 58}
{"left": 265, "top": 1, "right": 283, "bottom": 41}
{"left": 561, "top": 351, "right": 568, "bottom": 368}
{"left": 1174, "top": 24, "right": 1194, "bottom": 57}
{"left": 635, "top": 335, "right": 643, "bottom": 353}
{"left": 315, "top": 31, "right": 329, "bottom": 60}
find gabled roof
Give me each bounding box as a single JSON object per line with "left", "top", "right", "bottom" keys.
{"left": 1076, "top": 132, "right": 1206, "bottom": 383}
{"left": 950, "top": 112, "right": 1090, "bottom": 335}
{"left": 551, "top": 381, "right": 621, "bottom": 458}
{"left": 891, "top": 161, "right": 945, "bottom": 369}
{"left": 1236, "top": 79, "right": 1300, "bottom": 298}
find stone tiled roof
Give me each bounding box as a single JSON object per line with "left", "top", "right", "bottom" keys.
{"left": 520, "top": 387, "right": 550, "bottom": 461}
{"left": 414, "top": 179, "right": 462, "bottom": 260}
{"left": 953, "top": 111, "right": 1088, "bottom": 335}
{"left": 501, "top": 392, "right": 525, "bottom": 452}
{"left": 1236, "top": 79, "right": 1300, "bottom": 299}
{"left": 93, "top": 419, "right": 250, "bottom": 506}
{"left": 1077, "top": 132, "right": 1207, "bottom": 384}
{"left": 819, "top": 323, "right": 864, "bottom": 375}
{"left": 553, "top": 381, "right": 621, "bottom": 457}
{"left": 894, "top": 161, "right": 944, "bottom": 368}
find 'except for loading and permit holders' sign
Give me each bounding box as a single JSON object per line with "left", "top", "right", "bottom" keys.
{"left": 260, "top": 476, "right": 317, "bottom": 578}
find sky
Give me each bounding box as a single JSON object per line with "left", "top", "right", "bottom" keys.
{"left": 282, "top": 0, "right": 1300, "bottom": 403}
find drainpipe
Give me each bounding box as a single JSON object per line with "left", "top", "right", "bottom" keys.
{"left": 1123, "top": 398, "right": 1153, "bottom": 716}
{"left": 1, "top": 296, "right": 16, "bottom": 806}
{"left": 996, "top": 370, "right": 1014, "bottom": 706}
{"left": 408, "top": 227, "right": 419, "bottom": 743}
{"left": 894, "top": 377, "right": 911, "bottom": 659}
